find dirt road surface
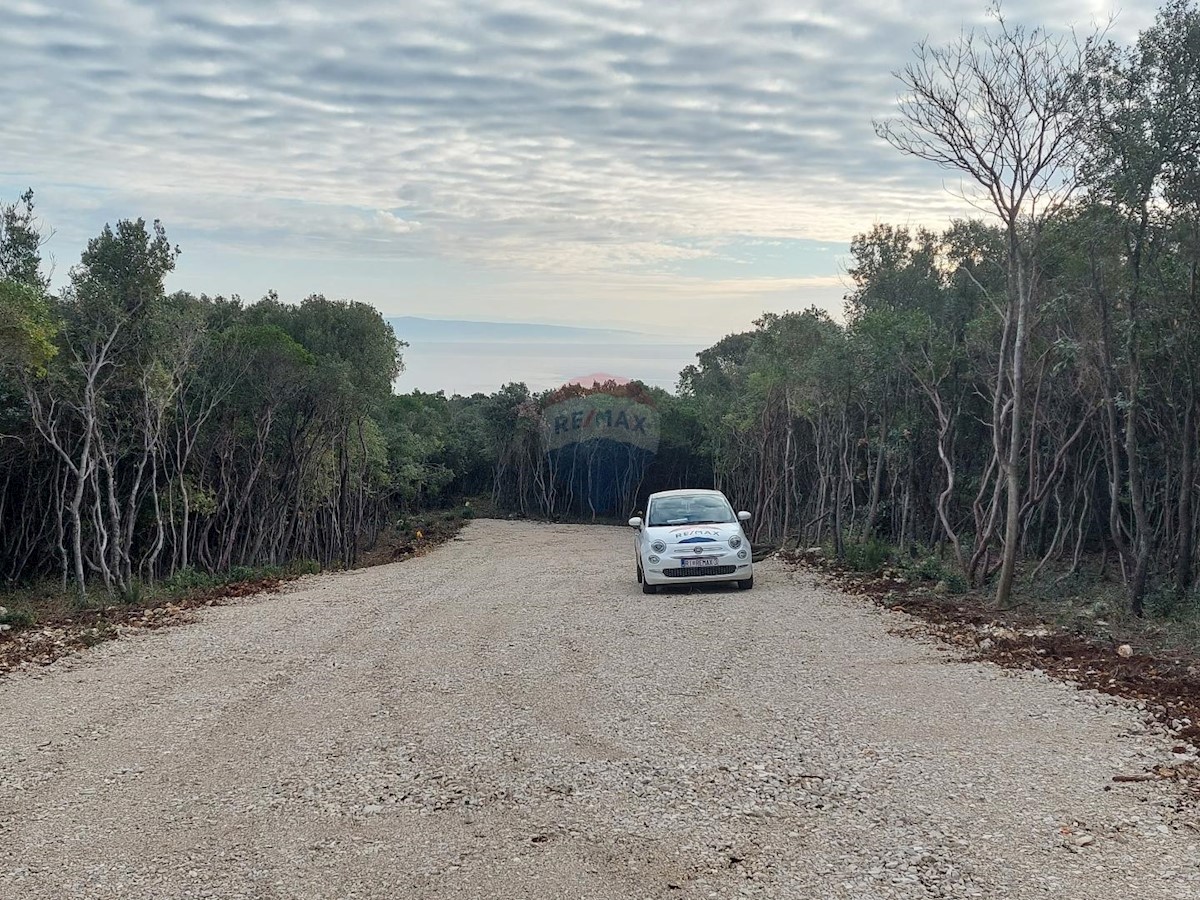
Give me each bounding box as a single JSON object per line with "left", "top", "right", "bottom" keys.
{"left": 2, "top": 520, "right": 1197, "bottom": 899}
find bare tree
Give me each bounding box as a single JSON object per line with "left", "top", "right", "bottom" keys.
{"left": 875, "top": 12, "right": 1093, "bottom": 605}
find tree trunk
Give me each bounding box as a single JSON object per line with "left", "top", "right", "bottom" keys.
{"left": 1175, "top": 384, "right": 1196, "bottom": 600}
{"left": 996, "top": 241, "right": 1031, "bottom": 607}
{"left": 863, "top": 405, "right": 888, "bottom": 540}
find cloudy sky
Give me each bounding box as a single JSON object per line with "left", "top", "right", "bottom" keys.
{"left": 2, "top": 0, "right": 1148, "bottom": 343}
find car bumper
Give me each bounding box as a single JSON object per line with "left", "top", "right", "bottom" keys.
{"left": 642, "top": 552, "right": 752, "bottom": 585}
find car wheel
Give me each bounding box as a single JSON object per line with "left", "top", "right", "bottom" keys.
{"left": 642, "top": 579, "right": 656, "bottom": 595}
{"left": 737, "top": 576, "right": 754, "bottom": 591}
{"left": 636, "top": 563, "right": 643, "bottom": 583}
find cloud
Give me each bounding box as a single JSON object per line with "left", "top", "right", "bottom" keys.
{"left": 373, "top": 210, "right": 422, "bottom": 235}
{"left": 0, "top": 0, "right": 1152, "bottom": 289}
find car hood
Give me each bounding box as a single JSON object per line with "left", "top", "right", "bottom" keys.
{"left": 644, "top": 523, "right": 743, "bottom": 545}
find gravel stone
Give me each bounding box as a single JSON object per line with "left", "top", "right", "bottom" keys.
{"left": 0, "top": 520, "right": 1197, "bottom": 898}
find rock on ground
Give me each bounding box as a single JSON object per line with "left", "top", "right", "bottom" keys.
{"left": 0, "top": 520, "right": 1197, "bottom": 899}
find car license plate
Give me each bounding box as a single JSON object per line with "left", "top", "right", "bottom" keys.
{"left": 681, "top": 557, "right": 718, "bottom": 568}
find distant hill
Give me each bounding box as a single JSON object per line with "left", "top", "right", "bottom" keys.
{"left": 386, "top": 316, "right": 643, "bottom": 344}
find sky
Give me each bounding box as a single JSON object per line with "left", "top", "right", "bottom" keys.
{"left": 1, "top": 0, "right": 1152, "bottom": 384}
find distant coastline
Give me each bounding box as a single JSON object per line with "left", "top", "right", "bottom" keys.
{"left": 386, "top": 317, "right": 703, "bottom": 395}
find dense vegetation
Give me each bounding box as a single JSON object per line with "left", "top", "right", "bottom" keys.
{"left": 2, "top": 2, "right": 1198, "bottom": 621}
{"left": 485, "top": 2, "right": 1200, "bottom": 618}
{"left": 0, "top": 209, "right": 409, "bottom": 596}
{"left": 676, "top": 3, "right": 1200, "bottom": 617}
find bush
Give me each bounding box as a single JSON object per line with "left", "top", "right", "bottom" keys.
{"left": 1145, "top": 585, "right": 1200, "bottom": 622}
{"left": 118, "top": 579, "right": 145, "bottom": 606}
{"left": 225, "top": 565, "right": 260, "bottom": 583}
{"left": 941, "top": 570, "right": 969, "bottom": 594}
{"left": 909, "top": 555, "right": 945, "bottom": 582}
{"left": 161, "top": 567, "right": 217, "bottom": 594}
{"left": 0, "top": 606, "right": 36, "bottom": 629}
{"left": 161, "top": 561, "right": 315, "bottom": 598}
{"left": 843, "top": 539, "right": 893, "bottom": 573}
{"left": 902, "top": 554, "right": 968, "bottom": 593}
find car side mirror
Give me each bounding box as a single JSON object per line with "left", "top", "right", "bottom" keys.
{"left": 628, "top": 517, "right": 643, "bottom": 528}
{"left": 737, "top": 511, "right": 751, "bottom": 522}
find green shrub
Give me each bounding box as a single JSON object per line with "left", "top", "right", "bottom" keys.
{"left": 162, "top": 561, "right": 315, "bottom": 597}
{"left": 941, "top": 570, "right": 969, "bottom": 594}
{"left": 119, "top": 579, "right": 145, "bottom": 606}
{"left": 71, "top": 592, "right": 112, "bottom": 612}
{"left": 0, "top": 606, "right": 36, "bottom": 629}
{"left": 226, "top": 565, "right": 259, "bottom": 583}
{"left": 1146, "top": 585, "right": 1200, "bottom": 622}
{"left": 161, "top": 567, "right": 216, "bottom": 594}
{"left": 843, "top": 539, "right": 892, "bottom": 573}
{"left": 908, "top": 555, "right": 945, "bottom": 582}
{"left": 902, "top": 554, "right": 968, "bottom": 593}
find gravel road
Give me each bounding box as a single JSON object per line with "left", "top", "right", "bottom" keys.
{"left": 1, "top": 519, "right": 1197, "bottom": 899}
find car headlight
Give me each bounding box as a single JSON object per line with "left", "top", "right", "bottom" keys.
{"left": 648, "top": 555, "right": 660, "bottom": 564}
{"left": 651, "top": 540, "right": 666, "bottom": 554}
{"left": 737, "top": 549, "right": 748, "bottom": 560}
{"left": 728, "top": 536, "right": 742, "bottom": 549}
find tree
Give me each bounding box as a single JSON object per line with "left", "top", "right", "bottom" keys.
{"left": 0, "top": 280, "right": 57, "bottom": 374}
{"left": 1078, "top": 0, "right": 1200, "bottom": 613}
{"left": 0, "top": 189, "right": 48, "bottom": 290}
{"left": 25, "top": 219, "right": 179, "bottom": 596}
{"left": 876, "top": 12, "right": 1093, "bottom": 605}
{"left": 0, "top": 187, "right": 56, "bottom": 381}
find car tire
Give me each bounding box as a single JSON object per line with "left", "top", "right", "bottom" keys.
{"left": 737, "top": 576, "right": 754, "bottom": 591}
{"left": 642, "top": 580, "right": 656, "bottom": 595}
{"left": 636, "top": 563, "right": 643, "bottom": 583}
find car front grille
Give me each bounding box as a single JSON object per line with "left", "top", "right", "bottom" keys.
{"left": 662, "top": 565, "right": 737, "bottom": 578}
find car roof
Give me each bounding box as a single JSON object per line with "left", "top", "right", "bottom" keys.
{"left": 648, "top": 489, "right": 725, "bottom": 499}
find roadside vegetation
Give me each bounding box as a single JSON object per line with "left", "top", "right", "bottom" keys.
{"left": 492, "top": 3, "right": 1200, "bottom": 634}
{"left": 674, "top": 3, "right": 1200, "bottom": 627}
{"left": 2, "top": 1, "right": 1199, "bottom": 653}
{"left": 0, "top": 200, "right": 488, "bottom": 632}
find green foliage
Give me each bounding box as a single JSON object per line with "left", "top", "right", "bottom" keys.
{"left": 119, "top": 580, "right": 145, "bottom": 607}
{"left": 4, "top": 1, "right": 1200, "bottom": 620}
{"left": 1145, "top": 585, "right": 1200, "bottom": 622}
{"left": 82, "top": 218, "right": 177, "bottom": 291}
{"left": 245, "top": 292, "right": 403, "bottom": 405}
{"left": 0, "top": 606, "right": 35, "bottom": 629}
{"left": 158, "top": 560, "right": 318, "bottom": 599}
{"left": 0, "top": 206, "right": 418, "bottom": 591}
{"left": 379, "top": 390, "right": 456, "bottom": 504}
{"left": 843, "top": 539, "right": 893, "bottom": 573}
{"left": 904, "top": 554, "right": 969, "bottom": 593}
{"left": 160, "top": 567, "right": 218, "bottom": 594}
{"left": 908, "top": 554, "right": 946, "bottom": 581}
{"left": 0, "top": 188, "right": 47, "bottom": 289}
{"left": 0, "top": 279, "right": 58, "bottom": 373}
{"left": 0, "top": 193, "right": 57, "bottom": 375}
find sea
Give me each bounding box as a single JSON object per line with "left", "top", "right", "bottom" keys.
{"left": 395, "top": 338, "right": 704, "bottom": 396}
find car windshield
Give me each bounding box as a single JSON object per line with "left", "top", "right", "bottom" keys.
{"left": 647, "top": 494, "right": 736, "bottom": 527}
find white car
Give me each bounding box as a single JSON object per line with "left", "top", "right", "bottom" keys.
{"left": 628, "top": 489, "right": 753, "bottom": 594}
